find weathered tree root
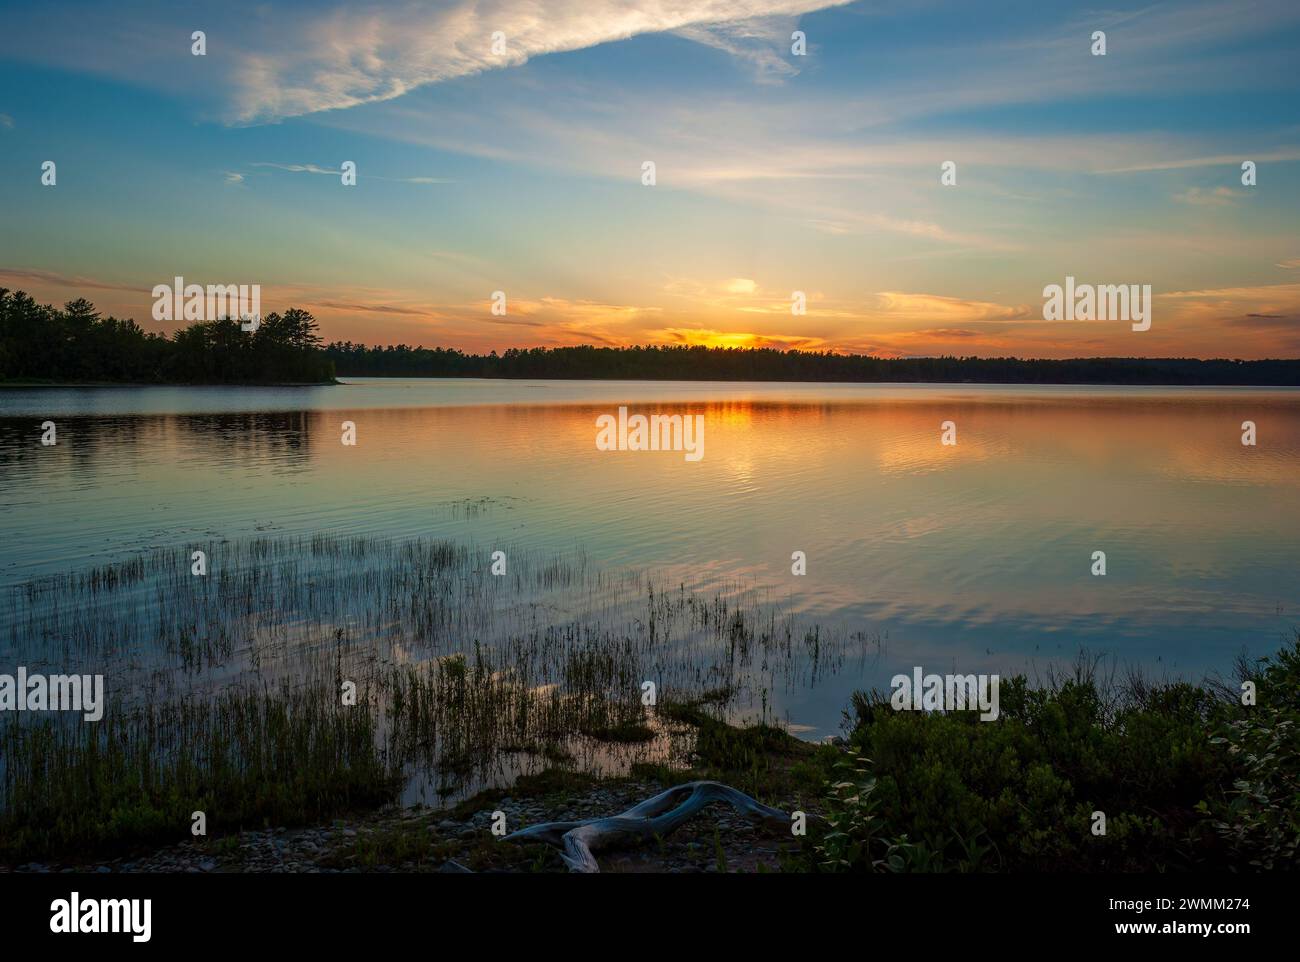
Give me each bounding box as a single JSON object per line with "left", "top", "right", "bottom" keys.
{"left": 502, "top": 780, "right": 790, "bottom": 873}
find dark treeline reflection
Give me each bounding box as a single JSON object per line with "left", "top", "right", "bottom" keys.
{"left": 0, "top": 411, "right": 318, "bottom": 475}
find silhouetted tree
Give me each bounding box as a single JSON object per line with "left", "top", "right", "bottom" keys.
{"left": 3, "top": 288, "right": 1296, "bottom": 386}
{"left": 319, "top": 340, "right": 1300, "bottom": 385}
{"left": 0, "top": 290, "right": 334, "bottom": 384}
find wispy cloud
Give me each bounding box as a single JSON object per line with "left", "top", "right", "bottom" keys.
{"left": 3, "top": 0, "right": 1298, "bottom": 361}
{"left": 0, "top": 267, "right": 142, "bottom": 293}
{"left": 1097, "top": 148, "right": 1300, "bottom": 175}
{"left": 863, "top": 291, "right": 1035, "bottom": 325}
{"left": 246, "top": 163, "right": 452, "bottom": 184}
{"left": 250, "top": 162, "right": 339, "bottom": 176}
{"left": 308, "top": 300, "right": 430, "bottom": 316}
{"left": 221, "top": 0, "right": 849, "bottom": 122}
{"left": 672, "top": 15, "right": 804, "bottom": 83}
{"left": 1172, "top": 186, "right": 1237, "bottom": 206}
{"left": 1157, "top": 283, "right": 1300, "bottom": 335}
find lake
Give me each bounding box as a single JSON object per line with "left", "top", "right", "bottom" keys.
{"left": 2, "top": 379, "right": 1298, "bottom": 756}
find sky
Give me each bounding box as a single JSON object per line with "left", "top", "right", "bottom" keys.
{"left": 1, "top": 0, "right": 1298, "bottom": 359}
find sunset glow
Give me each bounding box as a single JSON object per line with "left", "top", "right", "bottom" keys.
{"left": 1, "top": 0, "right": 1298, "bottom": 359}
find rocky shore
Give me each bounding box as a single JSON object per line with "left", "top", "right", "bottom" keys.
{"left": 3, "top": 774, "right": 809, "bottom": 875}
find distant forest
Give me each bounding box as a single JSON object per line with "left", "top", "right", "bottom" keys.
{"left": 0, "top": 290, "right": 334, "bottom": 384}
{"left": 4, "top": 290, "right": 1300, "bottom": 386}
{"left": 324, "top": 341, "right": 1300, "bottom": 385}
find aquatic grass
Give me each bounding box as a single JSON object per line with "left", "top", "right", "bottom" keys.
{"left": 0, "top": 533, "right": 867, "bottom": 861}
{"left": 1, "top": 679, "right": 397, "bottom": 860}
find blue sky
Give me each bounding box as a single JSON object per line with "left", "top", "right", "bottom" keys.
{"left": 1, "top": 0, "right": 1298, "bottom": 357}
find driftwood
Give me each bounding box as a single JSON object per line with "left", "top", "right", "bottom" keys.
{"left": 501, "top": 780, "right": 790, "bottom": 873}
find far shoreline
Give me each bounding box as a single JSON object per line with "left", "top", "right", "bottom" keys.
{"left": 0, "top": 379, "right": 339, "bottom": 389}
{"left": 5, "top": 375, "right": 1300, "bottom": 390}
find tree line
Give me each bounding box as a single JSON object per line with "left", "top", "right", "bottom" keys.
{"left": 0, "top": 290, "right": 334, "bottom": 384}
{"left": 323, "top": 341, "right": 1300, "bottom": 385}
{"left": 4, "top": 289, "right": 1298, "bottom": 385}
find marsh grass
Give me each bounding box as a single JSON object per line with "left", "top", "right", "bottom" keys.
{"left": 1, "top": 680, "right": 395, "bottom": 859}
{"left": 1, "top": 534, "right": 866, "bottom": 860}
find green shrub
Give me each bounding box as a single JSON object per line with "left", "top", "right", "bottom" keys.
{"left": 813, "top": 636, "right": 1300, "bottom": 872}
{"left": 1203, "top": 641, "right": 1300, "bottom": 870}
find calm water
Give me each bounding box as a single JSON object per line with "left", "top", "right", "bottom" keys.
{"left": 2, "top": 378, "right": 1298, "bottom": 739}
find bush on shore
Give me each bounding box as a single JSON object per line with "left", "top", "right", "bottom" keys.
{"left": 812, "top": 635, "right": 1300, "bottom": 872}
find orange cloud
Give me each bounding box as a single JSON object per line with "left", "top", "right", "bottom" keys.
{"left": 863, "top": 291, "right": 1036, "bottom": 325}
{"left": 7, "top": 265, "right": 1299, "bottom": 359}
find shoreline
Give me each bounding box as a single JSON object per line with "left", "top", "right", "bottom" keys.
{"left": 6, "top": 376, "right": 1300, "bottom": 389}
{"left": 3, "top": 637, "right": 1297, "bottom": 873}
{"left": 0, "top": 770, "right": 810, "bottom": 875}
{"left": 0, "top": 379, "right": 338, "bottom": 389}
{"left": 1, "top": 711, "right": 824, "bottom": 875}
